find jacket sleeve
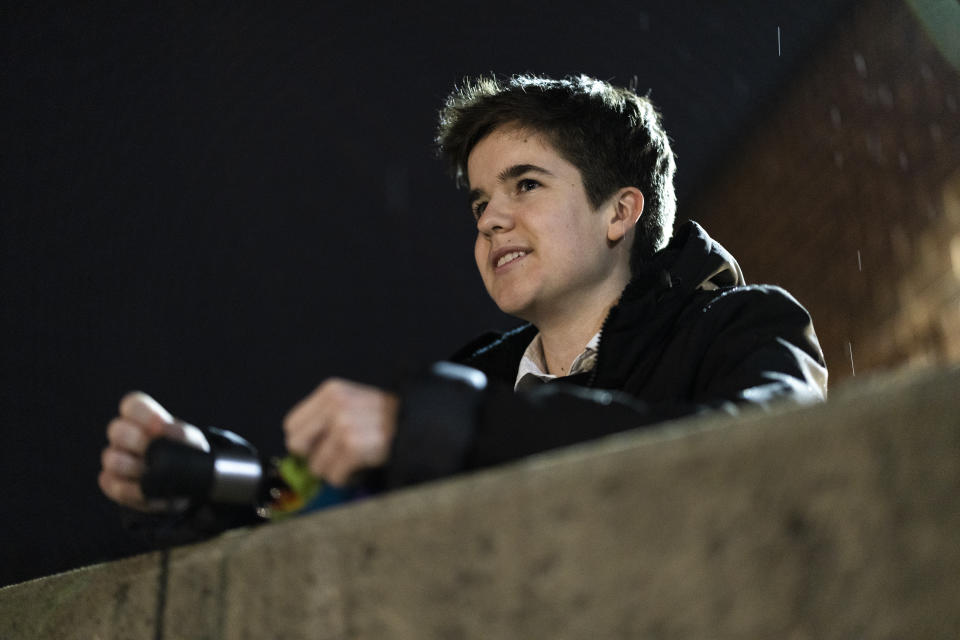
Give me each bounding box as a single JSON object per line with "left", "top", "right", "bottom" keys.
{"left": 385, "top": 286, "right": 827, "bottom": 487}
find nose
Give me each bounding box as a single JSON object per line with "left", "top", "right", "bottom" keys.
{"left": 476, "top": 197, "right": 514, "bottom": 236}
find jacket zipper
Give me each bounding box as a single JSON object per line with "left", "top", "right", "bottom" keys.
{"left": 587, "top": 305, "right": 619, "bottom": 388}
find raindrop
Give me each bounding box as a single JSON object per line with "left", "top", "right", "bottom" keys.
{"left": 848, "top": 341, "right": 856, "bottom": 377}
{"left": 950, "top": 235, "right": 960, "bottom": 279}
{"left": 857, "top": 250, "right": 862, "bottom": 272}
{"left": 830, "top": 106, "right": 842, "bottom": 128}
{"left": 878, "top": 84, "right": 894, "bottom": 108}
{"left": 854, "top": 52, "right": 867, "bottom": 77}
{"left": 777, "top": 27, "right": 781, "bottom": 57}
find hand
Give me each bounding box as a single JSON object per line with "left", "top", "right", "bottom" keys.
{"left": 283, "top": 379, "right": 400, "bottom": 486}
{"left": 98, "top": 391, "right": 198, "bottom": 512}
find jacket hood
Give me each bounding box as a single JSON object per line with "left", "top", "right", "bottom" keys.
{"left": 590, "top": 220, "right": 746, "bottom": 390}
{"left": 625, "top": 220, "right": 744, "bottom": 300}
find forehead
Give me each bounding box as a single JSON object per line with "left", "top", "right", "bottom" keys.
{"left": 465, "top": 126, "right": 566, "bottom": 186}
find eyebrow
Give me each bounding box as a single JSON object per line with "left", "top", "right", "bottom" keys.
{"left": 467, "top": 164, "right": 555, "bottom": 205}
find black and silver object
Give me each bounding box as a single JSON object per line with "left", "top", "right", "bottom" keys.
{"left": 141, "top": 428, "right": 277, "bottom": 507}
{"left": 140, "top": 427, "right": 339, "bottom": 519}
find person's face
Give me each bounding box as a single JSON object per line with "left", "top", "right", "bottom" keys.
{"left": 467, "top": 125, "right": 623, "bottom": 324}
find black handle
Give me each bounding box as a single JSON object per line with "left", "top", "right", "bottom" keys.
{"left": 141, "top": 438, "right": 215, "bottom": 500}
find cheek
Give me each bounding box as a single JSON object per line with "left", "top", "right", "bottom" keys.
{"left": 474, "top": 237, "right": 486, "bottom": 272}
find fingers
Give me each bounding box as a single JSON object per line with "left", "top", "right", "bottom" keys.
{"left": 106, "top": 417, "right": 154, "bottom": 456}
{"left": 98, "top": 467, "right": 172, "bottom": 513}
{"left": 308, "top": 426, "right": 341, "bottom": 481}
{"left": 102, "top": 391, "right": 187, "bottom": 513}
{"left": 101, "top": 422, "right": 153, "bottom": 510}
{"left": 283, "top": 379, "right": 339, "bottom": 457}
{"left": 311, "top": 418, "right": 392, "bottom": 485}
{"left": 101, "top": 447, "right": 145, "bottom": 479}
{"left": 312, "top": 428, "right": 370, "bottom": 487}
{"left": 283, "top": 379, "right": 399, "bottom": 486}
{"left": 109, "top": 393, "right": 192, "bottom": 454}
{"left": 98, "top": 466, "right": 147, "bottom": 507}
{"left": 119, "top": 391, "right": 174, "bottom": 438}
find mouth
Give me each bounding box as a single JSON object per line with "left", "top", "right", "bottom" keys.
{"left": 492, "top": 248, "right": 531, "bottom": 270}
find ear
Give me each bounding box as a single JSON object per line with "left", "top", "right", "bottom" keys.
{"left": 606, "top": 187, "right": 644, "bottom": 243}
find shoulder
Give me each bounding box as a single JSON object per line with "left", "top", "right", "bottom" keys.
{"left": 688, "top": 284, "right": 825, "bottom": 372}
{"left": 694, "top": 284, "right": 813, "bottom": 326}
{"left": 670, "top": 284, "right": 822, "bottom": 364}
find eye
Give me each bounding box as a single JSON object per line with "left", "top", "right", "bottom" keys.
{"left": 517, "top": 178, "right": 540, "bottom": 193}
{"left": 471, "top": 200, "right": 487, "bottom": 221}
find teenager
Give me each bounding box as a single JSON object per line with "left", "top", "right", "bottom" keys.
{"left": 100, "top": 74, "right": 827, "bottom": 520}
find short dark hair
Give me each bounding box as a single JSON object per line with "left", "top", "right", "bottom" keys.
{"left": 436, "top": 74, "right": 677, "bottom": 264}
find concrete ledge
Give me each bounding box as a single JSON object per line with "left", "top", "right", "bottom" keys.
{"left": 3, "top": 367, "right": 959, "bottom": 639}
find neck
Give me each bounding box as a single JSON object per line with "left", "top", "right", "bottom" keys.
{"left": 534, "top": 274, "right": 629, "bottom": 376}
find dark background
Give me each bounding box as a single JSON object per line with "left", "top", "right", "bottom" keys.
{"left": 1, "top": 2, "right": 854, "bottom": 587}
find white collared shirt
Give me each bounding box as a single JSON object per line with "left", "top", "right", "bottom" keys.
{"left": 514, "top": 332, "right": 601, "bottom": 390}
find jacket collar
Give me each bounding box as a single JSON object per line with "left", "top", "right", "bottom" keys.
{"left": 621, "top": 220, "right": 744, "bottom": 302}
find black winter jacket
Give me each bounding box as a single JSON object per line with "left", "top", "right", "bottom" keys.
{"left": 385, "top": 220, "right": 827, "bottom": 487}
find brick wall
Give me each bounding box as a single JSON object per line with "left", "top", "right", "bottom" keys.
{"left": 687, "top": 0, "right": 960, "bottom": 383}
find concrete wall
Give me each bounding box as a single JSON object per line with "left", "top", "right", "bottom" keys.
{"left": 2, "top": 366, "right": 958, "bottom": 639}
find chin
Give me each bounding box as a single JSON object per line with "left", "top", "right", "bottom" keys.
{"left": 487, "top": 281, "right": 538, "bottom": 320}
{"left": 493, "top": 297, "right": 535, "bottom": 322}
